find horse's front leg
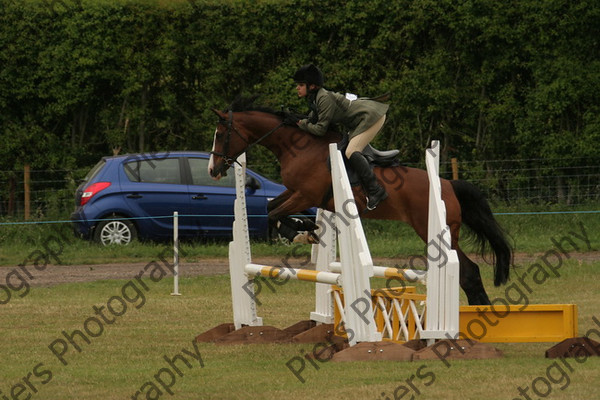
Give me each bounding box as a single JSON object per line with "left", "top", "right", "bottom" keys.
{"left": 266, "top": 190, "right": 294, "bottom": 241}
{"left": 268, "top": 191, "right": 317, "bottom": 243}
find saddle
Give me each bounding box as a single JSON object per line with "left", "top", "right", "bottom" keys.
{"left": 362, "top": 144, "right": 400, "bottom": 167}
{"left": 336, "top": 135, "right": 400, "bottom": 187}
{"left": 336, "top": 133, "right": 399, "bottom": 167}
{"left": 284, "top": 128, "right": 400, "bottom": 244}
{"left": 284, "top": 138, "right": 399, "bottom": 243}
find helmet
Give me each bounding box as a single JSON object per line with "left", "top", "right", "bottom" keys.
{"left": 292, "top": 64, "right": 324, "bottom": 87}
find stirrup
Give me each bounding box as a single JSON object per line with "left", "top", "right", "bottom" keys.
{"left": 367, "top": 187, "right": 388, "bottom": 211}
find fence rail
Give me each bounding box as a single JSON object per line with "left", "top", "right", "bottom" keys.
{"left": 0, "top": 168, "right": 88, "bottom": 219}
{"left": 1, "top": 157, "right": 599, "bottom": 220}
{"left": 438, "top": 158, "right": 600, "bottom": 206}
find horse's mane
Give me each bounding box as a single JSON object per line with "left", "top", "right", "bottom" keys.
{"left": 226, "top": 95, "right": 343, "bottom": 140}
{"left": 226, "top": 95, "right": 284, "bottom": 118}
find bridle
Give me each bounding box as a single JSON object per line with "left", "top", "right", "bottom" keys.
{"left": 210, "top": 110, "right": 285, "bottom": 169}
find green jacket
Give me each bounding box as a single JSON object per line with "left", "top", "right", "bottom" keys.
{"left": 297, "top": 88, "right": 389, "bottom": 139}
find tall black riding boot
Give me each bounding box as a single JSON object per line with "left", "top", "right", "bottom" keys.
{"left": 348, "top": 152, "right": 388, "bottom": 210}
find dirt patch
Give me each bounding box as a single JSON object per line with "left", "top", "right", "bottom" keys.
{"left": 1, "top": 252, "right": 598, "bottom": 288}
{"left": 0, "top": 256, "right": 298, "bottom": 287}
{"left": 0, "top": 260, "right": 228, "bottom": 288}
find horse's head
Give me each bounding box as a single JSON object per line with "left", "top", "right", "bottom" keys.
{"left": 208, "top": 109, "right": 250, "bottom": 180}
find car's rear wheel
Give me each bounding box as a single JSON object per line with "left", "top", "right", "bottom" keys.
{"left": 93, "top": 218, "right": 137, "bottom": 246}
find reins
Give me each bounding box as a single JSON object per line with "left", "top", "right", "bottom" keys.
{"left": 210, "top": 110, "right": 285, "bottom": 168}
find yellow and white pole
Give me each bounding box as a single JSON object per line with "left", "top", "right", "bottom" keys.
{"left": 328, "top": 262, "right": 427, "bottom": 284}
{"left": 245, "top": 264, "right": 341, "bottom": 286}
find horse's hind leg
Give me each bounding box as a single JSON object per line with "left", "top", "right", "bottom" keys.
{"left": 456, "top": 248, "right": 492, "bottom": 305}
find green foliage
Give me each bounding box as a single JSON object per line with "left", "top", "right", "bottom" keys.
{"left": 0, "top": 0, "right": 599, "bottom": 185}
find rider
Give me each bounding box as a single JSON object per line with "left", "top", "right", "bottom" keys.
{"left": 292, "top": 63, "right": 389, "bottom": 210}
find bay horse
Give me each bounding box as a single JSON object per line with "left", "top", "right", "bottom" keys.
{"left": 207, "top": 99, "right": 513, "bottom": 305}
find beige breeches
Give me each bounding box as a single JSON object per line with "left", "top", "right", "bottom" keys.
{"left": 344, "top": 115, "right": 386, "bottom": 158}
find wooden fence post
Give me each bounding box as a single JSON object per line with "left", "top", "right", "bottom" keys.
{"left": 24, "top": 164, "right": 30, "bottom": 220}
{"left": 451, "top": 158, "right": 459, "bottom": 180}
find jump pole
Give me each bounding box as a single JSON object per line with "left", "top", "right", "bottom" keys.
{"left": 245, "top": 264, "right": 341, "bottom": 286}
{"left": 328, "top": 262, "right": 426, "bottom": 284}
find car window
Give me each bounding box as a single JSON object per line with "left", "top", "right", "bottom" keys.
{"left": 124, "top": 158, "right": 182, "bottom": 184}
{"left": 83, "top": 160, "right": 106, "bottom": 183}
{"left": 188, "top": 158, "right": 235, "bottom": 187}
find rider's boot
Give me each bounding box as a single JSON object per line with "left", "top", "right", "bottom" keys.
{"left": 348, "top": 152, "right": 388, "bottom": 211}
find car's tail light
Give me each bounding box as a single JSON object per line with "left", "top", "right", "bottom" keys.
{"left": 80, "top": 182, "right": 111, "bottom": 206}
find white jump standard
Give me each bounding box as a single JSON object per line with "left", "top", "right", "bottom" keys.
{"left": 198, "top": 142, "right": 459, "bottom": 352}
{"left": 225, "top": 147, "right": 383, "bottom": 346}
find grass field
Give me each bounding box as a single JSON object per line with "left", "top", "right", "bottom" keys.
{"left": 0, "top": 211, "right": 598, "bottom": 266}
{"left": 0, "top": 212, "right": 599, "bottom": 399}
{"left": 0, "top": 259, "right": 599, "bottom": 400}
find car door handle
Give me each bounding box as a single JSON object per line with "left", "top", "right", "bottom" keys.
{"left": 126, "top": 193, "right": 143, "bottom": 199}
{"left": 192, "top": 194, "right": 208, "bottom": 200}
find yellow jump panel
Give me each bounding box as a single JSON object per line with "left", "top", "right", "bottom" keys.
{"left": 459, "top": 304, "right": 578, "bottom": 343}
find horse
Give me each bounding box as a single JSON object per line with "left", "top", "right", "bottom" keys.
{"left": 207, "top": 99, "right": 513, "bottom": 305}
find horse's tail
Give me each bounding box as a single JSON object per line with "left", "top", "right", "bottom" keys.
{"left": 450, "top": 179, "right": 513, "bottom": 286}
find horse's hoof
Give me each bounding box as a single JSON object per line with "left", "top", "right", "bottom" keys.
{"left": 292, "top": 231, "right": 319, "bottom": 244}
{"left": 307, "top": 231, "right": 320, "bottom": 244}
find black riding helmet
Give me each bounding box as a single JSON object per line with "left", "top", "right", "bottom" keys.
{"left": 292, "top": 64, "right": 324, "bottom": 87}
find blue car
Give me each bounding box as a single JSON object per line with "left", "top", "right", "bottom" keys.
{"left": 71, "top": 151, "right": 291, "bottom": 245}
